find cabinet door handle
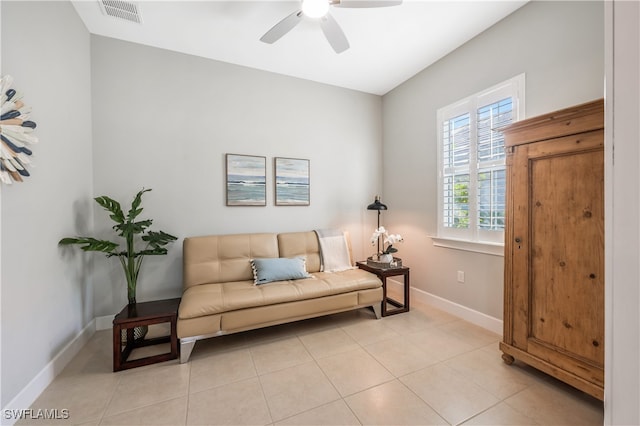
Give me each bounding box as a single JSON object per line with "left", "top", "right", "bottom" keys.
{"left": 515, "top": 237, "right": 522, "bottom": 243}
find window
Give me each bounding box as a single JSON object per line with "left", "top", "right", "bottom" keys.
{"left": 437, "top": 74, "right": 524, "bottom": 250}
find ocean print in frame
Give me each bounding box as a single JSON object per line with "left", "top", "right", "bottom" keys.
{"left": 226, "top": 154, "right": 267, "bottom": 206}
{"left": 275, "top": 157, "right": 310, "bottom": 206}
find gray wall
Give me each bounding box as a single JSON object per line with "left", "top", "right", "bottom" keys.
{"left": 382, "top": 1, "right": 604, "bottom": 320}
{"left": 1, "top": 0, "right": 615, "bottom": 413}
{"left": 90, "top": 36, "right": 383, "bottom": 316}
{"left": 605, "top": 1, "right": 640, "bottom": 422}
{"left": 1, "top": 1, "right": 93, "bottom": 407}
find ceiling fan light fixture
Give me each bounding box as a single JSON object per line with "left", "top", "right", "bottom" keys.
{"left": 302, "top": 0, "right": 330, "bottom": 18}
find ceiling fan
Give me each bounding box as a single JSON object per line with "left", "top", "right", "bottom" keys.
{"left": 260, "top": 0, "right": 402, "bottom": 54}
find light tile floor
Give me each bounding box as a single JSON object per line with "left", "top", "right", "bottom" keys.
{"left": 19, "top": 299, "right": 603, "bottom": 425}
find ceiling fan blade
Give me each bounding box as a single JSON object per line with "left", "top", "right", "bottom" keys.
{"left": 333, "top": 0, "right": 402, "bottom": 7}
{"left": 320, "top": 13, "right": 349, "bottom": 53}
{"left": 260, "top": 10, "right": 303, "bottom": 44}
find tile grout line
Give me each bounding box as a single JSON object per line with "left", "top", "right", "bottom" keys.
{"left": 453, "top": 399, "right": 505, "bottom": 426}
{"left": 97, "top": 371, "right": 122, "bottom": 425}
{"left": 291, "top": 331, "right": 375, "bottom": 425}
{"left": 249, "top": 337, "right": 276, "bottom": 425}
{"left": 98, "top": 365, "right": 191, "bottom": 423}
{"left": 184, "top": 361, "right": 192, "bottom": 426}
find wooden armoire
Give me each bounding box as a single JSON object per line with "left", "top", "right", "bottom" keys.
{"left": 499, "top": 99, "right": 604, "bottom": 400}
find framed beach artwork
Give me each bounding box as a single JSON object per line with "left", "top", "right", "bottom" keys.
{"left": 275, "top": 157, "right": 310, "bottom": 206}
{"left": 226, "top": 154, "right": 267, "bottom": 206}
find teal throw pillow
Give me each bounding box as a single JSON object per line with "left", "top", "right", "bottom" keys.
{"left": 250, "top": 257, "right": 312, "bottom": 285}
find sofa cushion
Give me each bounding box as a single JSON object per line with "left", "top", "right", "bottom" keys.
{"left": 277, "top": 231, "right": 322, "bottom": 273}
{"left": 251, "top": 257, "right": 311, "bottom": 285}
{"left": 178, "top": 268, "right": 382, "bottom": 320}
{"left": 278, "top": 231, "right": 355, "bottom": 273}
{"left": 183, "top": 233, "right": 279, "bottom": 288}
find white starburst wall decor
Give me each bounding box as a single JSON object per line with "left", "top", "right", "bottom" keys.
{"left": 0, "top": 75, "right": 38, "bottom": 184}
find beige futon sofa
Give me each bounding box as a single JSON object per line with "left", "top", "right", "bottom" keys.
{"left": 177, "top": 231, "right": 383, "bottom": 362}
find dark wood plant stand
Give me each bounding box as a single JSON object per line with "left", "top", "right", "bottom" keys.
{"left": 112, "top": 298, "right": 180, "bottom": 372}
{"left": 356, "top": 261, "right": 410, "bottom": 316}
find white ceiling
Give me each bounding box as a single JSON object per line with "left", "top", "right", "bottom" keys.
{"left": 71, "top": 0, "right": 528, "bottom": 95}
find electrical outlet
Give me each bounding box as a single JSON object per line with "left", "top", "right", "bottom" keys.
{"left": 457, "top": 271, "right": 465, "bottom": 283}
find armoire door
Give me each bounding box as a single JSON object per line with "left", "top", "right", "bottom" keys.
{"left": 508, "top": 128, "right": 604, "bottom": 388}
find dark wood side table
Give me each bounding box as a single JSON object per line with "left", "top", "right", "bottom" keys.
{"left": 356, "top": 261, "right": 410, "bottom": 316}
{"left": 112, "top": 297, "right": 181, "bottom": 372}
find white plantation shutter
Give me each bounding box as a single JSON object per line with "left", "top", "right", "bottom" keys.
{"left": 442, "top": 113, "right": 471, "bottom": 231}
{"left": 437, "top": 74, "right": 524, "bottom": 245}
{"left": 477, "top": 98, "right": 511, "bottom": 236}
{"left": 477, "top": 168, "right": 506, "bottom": 230}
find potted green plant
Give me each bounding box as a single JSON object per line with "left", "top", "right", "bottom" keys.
{"left": 59, "top": 188, "right": 177, "bottom": 306}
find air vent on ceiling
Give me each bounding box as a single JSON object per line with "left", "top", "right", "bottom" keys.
{"left": 98, "top": 0, "right": 142, "bottom": 24}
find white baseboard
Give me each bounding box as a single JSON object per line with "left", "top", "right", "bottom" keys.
{"left": 1, "top": 320, "right": 96, "bottom": 426}
{"left": 386, "top": 278, "right": 503, "bottom": 335}
{"left": 95, "top": 314, "right": 114, "bottom": 331}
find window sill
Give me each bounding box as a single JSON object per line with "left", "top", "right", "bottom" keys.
{"left": 430, "top": 236, "right": 504, "bottom": 257}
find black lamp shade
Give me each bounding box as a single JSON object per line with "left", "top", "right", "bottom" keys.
{"left": 367, "top": 196, "right": 387, "bottom": 211}
{"left": 368, "top": 196, "right": 387, "bottom": 255}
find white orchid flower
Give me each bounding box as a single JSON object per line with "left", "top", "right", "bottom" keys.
{"left": 385, "top": 234, "right": 404, "bottom": 245}
{"left": 370, "top": 226, "right": 404, "bottom": 255}
{"left": 370, "top": 227, "right": 386, "bottom": 245}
